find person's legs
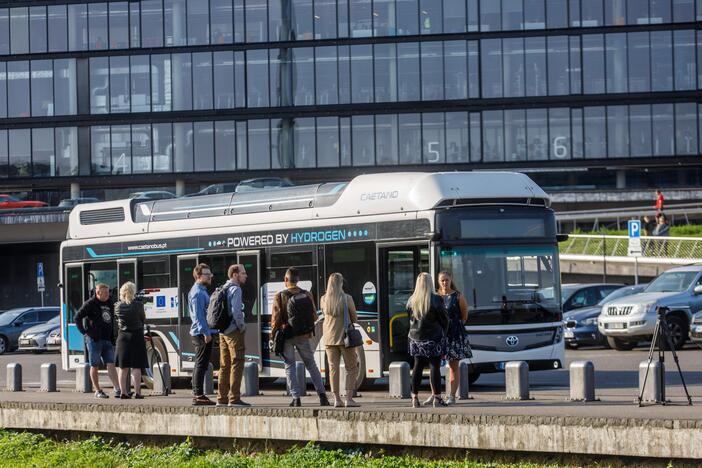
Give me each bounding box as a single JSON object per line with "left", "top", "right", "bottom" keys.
{"left": 229, "top": 330, "right": 246, "bottom": 403}
{"left": 282, "top": 338, "right": 300, "bottom": 399}
{"left": 191, "top": 335, "right": 212, "bottom": 397}
{"left": 295, "top": 337, "right": 326, "bottom": 396}
{"left": 341, "top": 346, "right": 360, "bottom": 406}
{"left": 100, "top": 340, "right": 119, "bottom": 393}
{"left": 89, "top": 366, "right": 101, "bottom": 392}
{"left": 448, "top": 360, "right": 459, "bottom": 397}
{"left": 411, "top": 356, "right": 426, "bottom": 396}
{"left": 118, "top": 367, "right": 130, "bottom": 395}
{"left": 428, "top": 357, "right": 442, "bottom": 396}
{"left": 325, "top": 345, "right": 341, "bottom": 396}
{"left": 131, "top": 368, "right": 142, "bottom": 396}
{"left": 217, "top": 334, "right": 232, "bottom": 404}
{"left": 86, "top": 338, "right": 103, "bottom": 393}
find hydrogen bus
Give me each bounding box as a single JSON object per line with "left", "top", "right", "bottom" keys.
{"left": 59, "top": 171, "right": 565, "bottom": 386}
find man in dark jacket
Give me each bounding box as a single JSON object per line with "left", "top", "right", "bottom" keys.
{"left": 74, "top": 283, "right": 120, "bottom": 398}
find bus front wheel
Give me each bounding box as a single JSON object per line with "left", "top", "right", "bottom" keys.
{"left": 143, "top": 335, "right": 169, "bottom": 389}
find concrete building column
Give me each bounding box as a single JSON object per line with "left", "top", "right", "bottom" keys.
{"left": 616, "top": 170, "right": 626, "bottom": 189}
{"left": 175, "top": 179, "right": 185, "bottom": 197}
{"left": 70, "top": 183, "right": 80, "bottom": 199}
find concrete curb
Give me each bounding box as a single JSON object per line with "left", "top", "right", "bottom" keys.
{"left": 0, "top": 402, "right": 700, "bottom": 459}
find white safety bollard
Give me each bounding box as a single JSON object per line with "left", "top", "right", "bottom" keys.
{"left": 389, "top": 361, "right": 411, "bottom": 399}
{"left": 569, "top": 361, "right": 596, "bottom": 401}
{"left": 152, "top": 362, "right": 171, "bottom": 395}
{"left": 40, "top": 363, "right": 57, "bottom": 392}
{"left": 76, "top": 363, "right": 92, "bottom": 393}
{"left": 240, "top": 362, "right": 259, "bottom": 397}
{"left": 204, "top": 362, "right": 214, "bottom": 395}
{"left": 639, "top": 360, "right": 665, "bottom": 403}
{"left": 6, "top": 363, "right": 21, "bottom": 392}
{"left": 505, "top": 361, "right": 530, "bottom": 400}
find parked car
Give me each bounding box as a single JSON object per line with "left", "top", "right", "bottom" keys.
{"left": 183, "top": 183, "right": 239, "bottom": 197}
{"left": 18, "top": 315, "right": 61, "bottom": 353}
{"left": 690, "top": 311, "right": 702, "bottom": 349}
{"left": 564, "top": 284, "right": 647, "bottom": 348}
{"left": 539, "top": 283, "right": 624, "bottom": 313}
{"left": 0, "top": 194, "right": 47, "bottom": 209}
{"left": 128, "top": 191, "right": 176, "bottom": 200}
{"left": 235, "top": 177, "right": 293, "bottom": 192}
{"left": 598, "top": 265, "right": 702, "bottom": 351}
{"left": 58, "top": 197, "right": 100, "bottom": 209}
{"left": 0, "top": 307, "right": 59, "bottom": 354}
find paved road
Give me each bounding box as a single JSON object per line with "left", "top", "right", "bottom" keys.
{"left": 1, "top": 345, "right": 700, "bottom": 419}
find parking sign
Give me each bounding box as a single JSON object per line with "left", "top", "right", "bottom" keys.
{"left": 37, "top": 262, "right": 45, "bottom": 292}
{"left": 628, "top": 220, "right": 642, "bottom": 257}
{"left": 628, "top": 220, "right": 641, "bottom": 238}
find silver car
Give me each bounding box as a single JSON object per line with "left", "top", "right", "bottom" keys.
{"left": 690, "top": 311, "right": 702, "bottom": 349}
{"left": 18, "top": 315, "right": 61, "bottom": 353}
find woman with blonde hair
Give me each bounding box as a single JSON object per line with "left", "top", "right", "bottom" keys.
{"left": 320, "top": 273, "right": 360, "bottom": 407}
{"left": 407, "top": 272, "right": 448, "bottom": 408}
{"left": 114, "top": 281, "right": 148, "bottom": 399}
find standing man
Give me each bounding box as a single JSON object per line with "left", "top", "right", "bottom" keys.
{"left": 74, "top": 283, "right": 120, "bottom": 399}
{"left": 655, "top": 189, "right": 665, "bottom": 213}
{"left": 189, "top": 263, "right": 215, "bottom": 406}
{"left": 217, "top": 264, "right": 251, "bottom": 407}
{"left": 272, "top": 267, "right": 330, "bottom": 407}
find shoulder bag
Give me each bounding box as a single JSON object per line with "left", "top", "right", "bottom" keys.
{"left": 343, "top": 297, "right": 363, "bottom": 348}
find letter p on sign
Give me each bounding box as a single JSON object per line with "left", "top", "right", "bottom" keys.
{"left": 628, "top": 220, "right": 641, "bottom": 238}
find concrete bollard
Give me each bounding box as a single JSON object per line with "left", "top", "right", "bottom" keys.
{"left": 389, "top": 361, "right": 411, "bottom": 399}
{"left": 204, "top": 362, "right": 214, "bottom": 395}
{"left": 569, "top": 361, "right": 596, "bottom": 401}
{"left": 76, "top": 363, "right": 92, "bottom": 393}
{"left": 40, "top": 363, "right": 57, "bottom": 392}
{"left": 152, "top": 362, "right": 171, "bottom": 395}
{"left": 505, "top": 361, "right": 530, "bottom": 400}
{"left": 444, "top": 360, "right": 472, "bottom": 400}
{"left": 240, "top": 362, "right": 259, "bottom": 397}
{"left": 639, "top": 360, "right": 665, "bottom": 403}
{"left": 6, "top": 363, "right": 21, "bottom": 392}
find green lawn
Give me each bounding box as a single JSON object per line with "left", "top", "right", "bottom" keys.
{"left": 0, "top": 430, "right": 558, "bottom": 468}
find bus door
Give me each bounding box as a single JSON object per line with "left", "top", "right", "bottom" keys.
{"left": 117, "top": 259, "right": 137, "bottom": 289}
{"left": 63, "top": 263, "right": 84, "bottom": 368}
{"left": 176, "top": 255, "right": 199, "bottom": 372}
{"left": 237, "top": 251, "right": 262, "bottom": 369}
{"left": 378, "top": 245, "right": 430, "bottom": 369}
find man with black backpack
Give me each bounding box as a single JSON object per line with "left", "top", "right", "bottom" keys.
{"left": 272, "top": 267, "right": 330, "bottom": 407}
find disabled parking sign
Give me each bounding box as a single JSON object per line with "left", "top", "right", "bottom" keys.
{"left": 628, "top": 220, "right": 642, "bottom": 257}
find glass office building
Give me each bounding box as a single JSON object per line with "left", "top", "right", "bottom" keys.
{"left": 0, "top": 0, "right": 701, "bottom": 197}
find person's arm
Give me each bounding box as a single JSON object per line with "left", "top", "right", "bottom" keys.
{"left": 229, "top": 286, "right": 244, "bottom": 328}
{"left": 271, "top": 293, "right": 283, "bottom": 331}
{"left": 74, "top": 302, "right": 88, "bottom": 335}
{"left": 458, "top": 294, "right": 469, "bottom": 324}
{"left": 197, "top": 292, "right": 212, "bottom": 337}
{"left": 347, "top": 295, "right": 358, "bottom": 324}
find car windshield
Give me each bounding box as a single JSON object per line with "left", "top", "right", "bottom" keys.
{"left": 597, "top": 285, "right": 643, "bottom": 305}
{"left": 440, "top": 245, "right": 561, "bottom": 325}
{"left": 45, "top": 315, "right": 60, "bottom": 325}
{"left": 0, "top": 310, "right": 25, "bottom": 326}
{"left": 539, "top": 285, "right": 578, "bottom": 304}
{"left": 645, "top": 271, "right": 699, "bottom": 293}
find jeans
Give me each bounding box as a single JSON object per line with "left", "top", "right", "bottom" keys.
{"left": 217, "top": 330, "right": 245, "bottom": 403}
{"left": 325, "top": 345, "right": 359, "bottom": 395}
{"left": 411, "top": 356, "right": 442, "bottom": 395}
{"left": 282, "top": 335, "right": 325, "bottom": 398}
{"left": 191, "top": 334, "right": 213, "bottom": 397}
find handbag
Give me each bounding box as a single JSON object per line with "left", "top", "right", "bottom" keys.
{"left": 271, "top": 328, "right": 286, "bottom": 355}
{"left": 342, "top": 297, "right": 363, "bottom": 348}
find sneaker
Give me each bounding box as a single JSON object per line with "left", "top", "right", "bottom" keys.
{"left": 113, "top": 390, "right": 121, "bottom": 398}
{"left": 216, "top": 402, "right": 228, "bottom": 407}
{"left": 446, "top": 395, "right": 456, "bottom": 405}
{"left": 95, "top": 390, "right": 108, "bottom": 399}
{"left": 423, "top": 395, "right": 434, "bottom": 405}
{"left": 289, "top": 397, "right": 301, "bottom": 407}
{"left": 344, "top": 398, "right": 360, "bottom": 408}
{"left": 318, "top": 393, "right": 331, "bottom": 407}
{"left": 192, "top": 395, "right": 216, "bottom": 406}
{"left": 433, "top": 396, "right": 448, "bottom": 407}
{"left": 228, "top": 399, "right": 251, "bottom": 407}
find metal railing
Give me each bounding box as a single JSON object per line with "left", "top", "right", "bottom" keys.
{"left": 556, "top": 202, "right": 702, "bottom": 232}
{"left": 0, "top": 207, "right": 70, "bottom": 225}
{"left": 559, "top": 234, "right": 702, "bottom": 263}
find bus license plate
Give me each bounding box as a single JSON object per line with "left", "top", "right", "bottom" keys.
{"left": 607, "top": 323, "right": 626, "bottom": 329}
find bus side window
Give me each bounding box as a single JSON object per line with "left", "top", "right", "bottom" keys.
{"left": 324, "top": 242, "right": 377, "bottom": 314}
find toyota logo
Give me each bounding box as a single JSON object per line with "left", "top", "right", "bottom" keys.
{"left": 506, "top": 335, "right": 519, "bottom": 347}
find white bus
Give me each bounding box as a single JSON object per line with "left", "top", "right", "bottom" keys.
{"left": 60, "top": 171, "right": 565, "bottom": 386}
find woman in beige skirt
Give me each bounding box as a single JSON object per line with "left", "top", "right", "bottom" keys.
{"left": 321, "top": 273, "right": 360, "bottom": 407}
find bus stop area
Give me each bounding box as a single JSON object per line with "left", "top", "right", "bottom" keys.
{"left": 0, "top": 349, "right": 701, "bottom": 461}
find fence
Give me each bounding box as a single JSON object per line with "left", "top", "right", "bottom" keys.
{"left": 559, "top": 234, "right": 702, "bottom": 263}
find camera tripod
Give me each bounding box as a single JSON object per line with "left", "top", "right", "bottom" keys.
{"left": 637, "top": 307, "right": 692, "bottom": 407}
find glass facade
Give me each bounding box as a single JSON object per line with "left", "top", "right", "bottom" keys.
{"left": 0, "top": 0, "right": 700, "bottom": 183}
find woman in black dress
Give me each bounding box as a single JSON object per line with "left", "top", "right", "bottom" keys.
{"left": 114, "top": 281, "right": 148, "bottom": 399}
{"left": 437, "top": 271, "right": 471, "bottom": 405}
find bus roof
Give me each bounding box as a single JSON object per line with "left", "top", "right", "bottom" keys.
{"left": 66, "top": 171, "right": 549, "bottom": 240}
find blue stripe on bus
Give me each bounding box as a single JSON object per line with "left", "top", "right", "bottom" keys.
{"left": 168, "top": 331, "right": 180, "bottom": 348}
{"left": 329, "top": 183, "right": 347, "bottom": 194}
{"left": 67, "top": 324, "right": 84, "bottom": 352}
{"left": 86, "top": 247, "right": 204, "bottom": 259}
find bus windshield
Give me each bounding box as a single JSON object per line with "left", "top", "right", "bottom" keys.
{"left": 439, "top": 245, "right": 561, "bottom": 325}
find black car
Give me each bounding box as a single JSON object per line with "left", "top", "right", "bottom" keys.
{"left": 564, "top": 284, "right": 647, "bottom": 348}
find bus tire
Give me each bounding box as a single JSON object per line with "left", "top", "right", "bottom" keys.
{"left": 323, "top": 346, "right": 368, "bottom": 393}
{"left": 143, "top": 335, "right": 169, "bottom": 389}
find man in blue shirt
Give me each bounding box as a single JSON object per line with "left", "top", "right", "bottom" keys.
{"left": 217, "top": 264, "right": 250, "bottom": 407}
{"left": 189, "top": 263, "right": 215, "bottom": 405}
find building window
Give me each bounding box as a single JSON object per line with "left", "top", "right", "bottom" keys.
{"left": 29, "top": 6, "right": 48, "bottom": 54}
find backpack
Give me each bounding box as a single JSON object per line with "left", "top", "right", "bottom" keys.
{"left": 206, "top": 284, "right": 231, "bottom": 331}
{"left": 285, "top": 290, "right": 316, "bottom": 337}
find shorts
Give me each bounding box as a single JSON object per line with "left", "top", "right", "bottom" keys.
{"left": 86, "top": 338, "right": 115, "bottom": 367}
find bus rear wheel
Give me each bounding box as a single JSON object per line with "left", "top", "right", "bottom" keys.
{"left": 143, "top": 335, "right": 169, "bottom": 389}
{"left": 323, "top": 346, "right": 368, "bottom": 393}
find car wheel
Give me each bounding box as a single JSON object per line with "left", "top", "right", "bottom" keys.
{"left": 0, "top": 336, "right": 7, "bottom": 355}
{"left": 663, "top": 316, "right": 687, "bottom": 350}
{"left": 607, "top": 336, "right": 637, "bottom": 351}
